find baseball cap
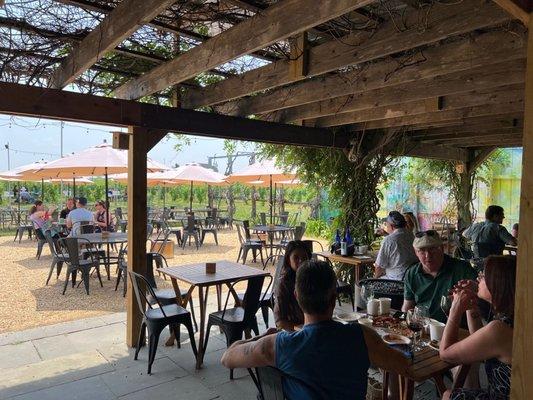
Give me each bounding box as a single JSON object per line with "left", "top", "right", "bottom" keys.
{"left": 413, "top": 230, "right": 443, "bottom": 249}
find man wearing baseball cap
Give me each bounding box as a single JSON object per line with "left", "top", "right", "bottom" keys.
{"left": 374, "top": 211, "right": 418, "bottom": 280}
{"left": 402, "top": 230, "right": 477, "bottom": 322}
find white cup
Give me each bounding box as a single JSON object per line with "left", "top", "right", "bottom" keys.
{"left": 367, "top": 299, "right": 380, "bottom": 316}
{"left": 429, "top": 320, "right": 445, "bottom": 341}
{"left": 379, "top": 298, "right": 392, "bottom": 315}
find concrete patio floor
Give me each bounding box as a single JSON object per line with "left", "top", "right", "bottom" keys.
{"left": 0, "top": 304, "right": 443, "bottom": 400}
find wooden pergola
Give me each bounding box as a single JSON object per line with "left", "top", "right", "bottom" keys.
{"left": 0, "top": 0, "right": 532, "bottom": 395}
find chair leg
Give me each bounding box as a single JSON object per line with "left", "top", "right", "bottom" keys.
{"left": 71, "top": 269, "right": 78, "bottom": 288}
{"left": 214, "top": 231, "right": 218, "bottom": 245}
{"left": 95, "top": 266, "right": 104, "bottom": 287}
{"left": 147, "top": 328, "right": 163, "bottom": 374}
{"left": 202, "top": 320, "right": 214, "bottom": 355}
{"left": 56, "top": 261, "right": 63, "bottom": 278}
{"left": 188, "top": 297, "right": 198, "bottom": 332}
{"left": 46, "top": 259, "right": 57, "bottom": 285}
{"left": 183, "top": 316, "right": 198, "bottom": 357}
{"left": 349, "top": 292, "right": 355, "bottom": 311}
{"left": 134, "top": 322, "right": 146, "bottom": 360}
{"left": 242, "top": 248, "right": 249, "bottom": 264}
{"left": 194, "top": 233, "right": 199, "bottom": 250}
{"left": 236, "top": 247, "right": 243, "bottom": 263}
{"left": 62, "top": 270, "right": 70, "bottom": 295}
{"left": 251, "top": 248, "right": 257, "bottom": 262}
{"left": 259, "top": 248, "right": 265, "bottom": 266}
{"left": 115, "top": 268, "right": 122, "bottom": 291}
{"left": 82, "top": 268, "right": 90, "bottom": 295}
{"left": 261, "top": 305, "right": 270, "bottom": 327}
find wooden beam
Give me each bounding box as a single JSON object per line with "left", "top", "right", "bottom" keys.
{"left": 400, "top": 141, "right": 469, "bottom": 162}
{"left": 126, "top": 126, "right": 148, "bottom": 347}
{"left": 50, "top": 0, "right": 176, "bottom": 88}
{"left": 314, "top": 85, "right": 523, "bottom": 127}
{"left": 0, "top": 82, "right": 347, "bottom": 148}
{"left": 114, "top": 0, "right": 370, "bottom": 100}
{"left": 288, "top": 32, "right": 309, "bottom": 80}
{"left": 184, "top": 0, "right": 509, "bottom": 109}
{"left": 493, "top": 0, "right": 529, "bottom": 24}
{"left": 267, "top": 60, "right": 525, "bottom": 123}
{"left": 349, "top": 101, "right": 524, "bottom": 130}
{"left": 426, "top": 133, "right": 521, "bottom": 145}
{"left": 216, "top": 29, "right": 526, "bottom": 117}
{"left": 511, "top": 12, "right": 533, "bottom": 399}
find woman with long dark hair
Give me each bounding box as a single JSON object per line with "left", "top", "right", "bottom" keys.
{"left": 274, "top": 240, "right": 312, "bottom": 331}
{"left": 440, "top": 255, "right": 515, "bottom": 399}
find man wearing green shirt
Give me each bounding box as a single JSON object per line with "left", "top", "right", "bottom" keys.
{"left": 402, "top": 230, "right": 477, "bottom": 323}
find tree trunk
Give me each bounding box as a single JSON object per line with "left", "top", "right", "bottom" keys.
{"left": 310, "top": 192, "right": 321, "bottom": 219}
{"left": 279, "top": 188, "right": 285, "bottom": 214}
{"left": 227, "top": 187, "right": 235, "bottom": 221}
{"left": 251, "top": 187, "right": 257, "bottom": 219}
{"left": 456, "top": 169, "right": 474, "bottom": 230}
{"left": 207, "top": 185, "right": 214, "bottom": 208}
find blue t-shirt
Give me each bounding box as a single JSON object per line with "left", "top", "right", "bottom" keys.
{"left": 275, "top": 320, "right": 370, "bottom": 399}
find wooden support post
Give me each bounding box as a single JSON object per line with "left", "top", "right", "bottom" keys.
{"left": 288, "top": 32, "right": 308, "bottom": 80}
{"left": 511, "top": 14, "right": 533, "bottom": 399}
{"left": 126, "top": 126, "right": 148, "bottom": 347}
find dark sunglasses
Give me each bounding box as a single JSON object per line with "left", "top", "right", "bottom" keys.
{"left": 415, "top": 230, "right": 438, "bottom": 238}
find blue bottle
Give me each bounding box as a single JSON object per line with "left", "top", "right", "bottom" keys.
{"left": 334, "top": 229, "right": 341, "bottom": 245}
{"left": 345, "top": 227, "right": 352, "bottom": 245}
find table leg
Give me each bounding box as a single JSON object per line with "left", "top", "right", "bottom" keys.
{"left": 196, "top": 285, "right": 209, "bottom": 369}
{"left": 106, "top": 242, "right": 111, "bottom": 280}
{"left": 433, "top": 374, "right": 448, "bottom": 396}
{"left": 399, "top": 376, "right": 415, "bottom": 400}
{"left": 216, "top": 284, "right": 222, "bottom": 311}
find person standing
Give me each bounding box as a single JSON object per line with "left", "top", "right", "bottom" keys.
{"left": 462, "top": 205, "right": 517, "bottom": 258}
{"left": 374, "top": 211, "right": 418, "bottom": 281}
{"left": 66, "top": 197, "right": 94, "bottom": 236}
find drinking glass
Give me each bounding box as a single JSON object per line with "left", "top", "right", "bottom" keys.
{"left": 361, "top": 285, "right": 374, "bottom": 303}
{"left": 414, "top": 305, "right": 430, "bottom": 346}
{"left": 440, "top": 295, "right": 453, "bottom": 318}
{"left": 406, "top": 309, "right": 424, "bottom": 352}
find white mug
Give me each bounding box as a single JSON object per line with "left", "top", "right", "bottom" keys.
{"left": 429, "top": 320, "right": 446, "bottom": 341}
{"left": 367, "top": 299, "right": 380, "bottom": 316}
{"left": 379, "top": 298, "right": 392, "bottom": 315}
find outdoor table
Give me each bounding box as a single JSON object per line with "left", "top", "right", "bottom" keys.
{"left": 313, "top": 250, "right": 376, "bottom": 283}
{"left": 158, "top": 260, "right": 270, "bottom": 369}
{"left": 77, "top": 232, "right": 128, "bottom": 279}
{"left": 251, "top": 224, "right": 292, "bottom": 258}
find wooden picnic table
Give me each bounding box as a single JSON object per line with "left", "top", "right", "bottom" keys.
{"left": 313, "top": 250, "right": 376, "bottom": 282}
{"left": 158, "top": 260, "right": 270, "bottom": 369}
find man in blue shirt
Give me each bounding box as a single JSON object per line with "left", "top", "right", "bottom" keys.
{"left": 221, "top": 260, "right": 408, "bottom": 399}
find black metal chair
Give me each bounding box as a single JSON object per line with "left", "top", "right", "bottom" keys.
{"left": 315, "top": 250, "right": 355, "bottom": 311}
{"left": 79, "top": 223, "right": 95, "bottom": 234}
{"left": 204, "top": 275, "right": 272, "bottom": 379}
{"left": 129, "top": 270, "right": 197, "bottom": 374}
{"left": 35, "top": 228, "right": 47, "bottom": 259}
{"left": 199, "top": 217, "right": 218, "bottom": 245}
{"left": 14, "top": 222, "right": 33, "bottom": 243}
{"left": 236, "top": 221, "right": 265, "bottom": 265}
{"left": 58, "top": 237, "right": 103, "bottom": 295}
{"left": 357, "top": 278, "right": 405, "bottom": 310}
{"left": 45, "top": 231, "right": 69, "bottom": 285}
{"left": 181, "top": 215, "right": 200, "bottom": 250}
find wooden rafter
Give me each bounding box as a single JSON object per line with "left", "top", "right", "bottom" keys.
{"left": 216, "top": 29, "right": 526, "bottom": 117}
{"left": 0, "top": 82, "right": 350, "bottom": 148}
{"left": 266, "top": 60, "right": 525, "bottom": 123}
{"left": 493, "top": 0, "right": 530, "bottom": 24}
{"left": 114, "top": 0, "right": 372, "bottom": 100}
{"left": 50, "top": 0, "right": 177, "bottom": 88}
{"left": 183, "top": 0, "right": 509, "bottom": 109}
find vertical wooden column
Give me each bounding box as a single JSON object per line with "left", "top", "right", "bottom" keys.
{"left": 126, "top": 126, "right": 148, "bottom": 347}
{"left": 511, "top": 18, "right": 533, "bottom": 399}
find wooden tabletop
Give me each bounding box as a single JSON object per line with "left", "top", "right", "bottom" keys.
{"left": 314, "top": 250, "right": 376, "bottom": 265}
{"left": 251, "top": 225, "right": 293, "bottom": 232}
{"left": 77, "top": 232, "right": 128, "bottom": 244}
{"left": 405, "top": 346, "right": 453, "bottom": 381}
{"left": 158, "top": 260, "right": 270, "bottom": 286}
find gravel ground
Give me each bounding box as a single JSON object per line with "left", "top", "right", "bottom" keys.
{"left": 0, "top": 230, "right": 325, "bottom": 334}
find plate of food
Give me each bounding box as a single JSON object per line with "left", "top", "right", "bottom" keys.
{"left": 382, "top": 333, "right": 411, "bottom": 346}
{"left": 372, "top": 315, "right": 413, "bottom": 338}
{"left": 336, "top": 312, "right": 364, "bottom": 323}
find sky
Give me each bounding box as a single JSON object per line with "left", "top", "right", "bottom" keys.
{"left": 0, "top": 114, "right": 257, "bottom": 175}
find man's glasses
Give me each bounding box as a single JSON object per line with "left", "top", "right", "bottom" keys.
{"left": 415, "top": 230, "right": 438, "bottom": 238}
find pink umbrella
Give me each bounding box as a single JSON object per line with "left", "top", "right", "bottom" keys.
{"left": 228, "top": 160, "right": 296, "bottom": 224}
{"left": 32, "top": 143, "right": 169, "bottom": 206}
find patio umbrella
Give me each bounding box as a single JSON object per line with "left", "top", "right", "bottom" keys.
{"left": 0, "top": 160, "right": 52, "bottom": 208}
{"left": 228, "top": 160, "right": 296, "bottom": 224}
{"left": 32, "top": 143, "right": 168, "bottom": 207}
{"left": 157, "top": 164, "right": 227, "bottom": 211}
{"left": 110, "top": 171, "right": 174, "bottom": 207}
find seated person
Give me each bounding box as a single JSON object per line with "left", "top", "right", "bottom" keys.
{"left": 463, "top": 205, "right": 517, "bottom": 258}
{"left": 66, "top": 197, "right": 94, "bottom": 236}
{"left": 221, "top": 260, "right": 408, "bottom": 399}
{"left": 93, "top": 200, "right": 115, "bottom": 232}
{"left": 403, "top": 211, "right": 419, "bottom": 235}
{"left": 29, "top": 201, "right": 59, "bottom": 238}
{"left": 374, "top": 211, "right": 418, "bottom": 281}
{"left": 402, "top": 230, "right": 477, "bottom": 322}
{"left": 59, "top": 198, "right": 76, "bottom": 220}
{"left": 274, "top": 241, "right": 312, "bottom": 331}
{"left": 441, "top": 255, "right": 515, "bottom": 400}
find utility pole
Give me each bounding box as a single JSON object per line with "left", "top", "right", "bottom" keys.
{"left": 60, "top": 121, "right": 64, "bottom": 157}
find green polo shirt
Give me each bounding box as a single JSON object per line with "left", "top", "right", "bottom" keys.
{"left": 404, "top": 255, "right": 477, "bottom": 323}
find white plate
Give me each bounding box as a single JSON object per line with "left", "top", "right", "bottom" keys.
{"left": 336, "top": 312, "right": 364, "bottom": 323}
{"left": 382, "top": 333, "right": 411, "bottom": 346}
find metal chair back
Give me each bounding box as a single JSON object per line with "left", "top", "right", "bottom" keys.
{"left": 222, "top": 276, "right": 272, "bottom": 324}
{"left": 235, "top": 222, "right": 246, "bottom": 245}
{"left": 128, "top": 270, "right": 168, "bottom": 319}
{"left": 80, "top": 222, "right": 94, "bottom": 234}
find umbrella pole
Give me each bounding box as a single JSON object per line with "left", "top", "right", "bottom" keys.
{"left": 73, "top": 177, "right": 76, "bottom": 198}
{"left": 41, "top": 178, "right": 44, "bottom": 201}
{"left": 105, "top": 167, "right": 109, "bottom": 209}
{"left": 269, "top": 174, "right": 273, "bottom": 225}
{"left": 17, "top": 185, "right": 20, "bottom": 224}
{"left": 189, "top": 180, "right": 193, "bottom": 212}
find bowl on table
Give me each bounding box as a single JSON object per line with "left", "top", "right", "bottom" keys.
{"left": 382, "top": 333, "right": 411, "bottom": 346}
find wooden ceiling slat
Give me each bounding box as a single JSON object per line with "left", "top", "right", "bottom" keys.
{"left": 183, "top": 0, "right": 509, "bottom": 109}
{"left": 114, "top": 0, "right": 371, "bottom": 100}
